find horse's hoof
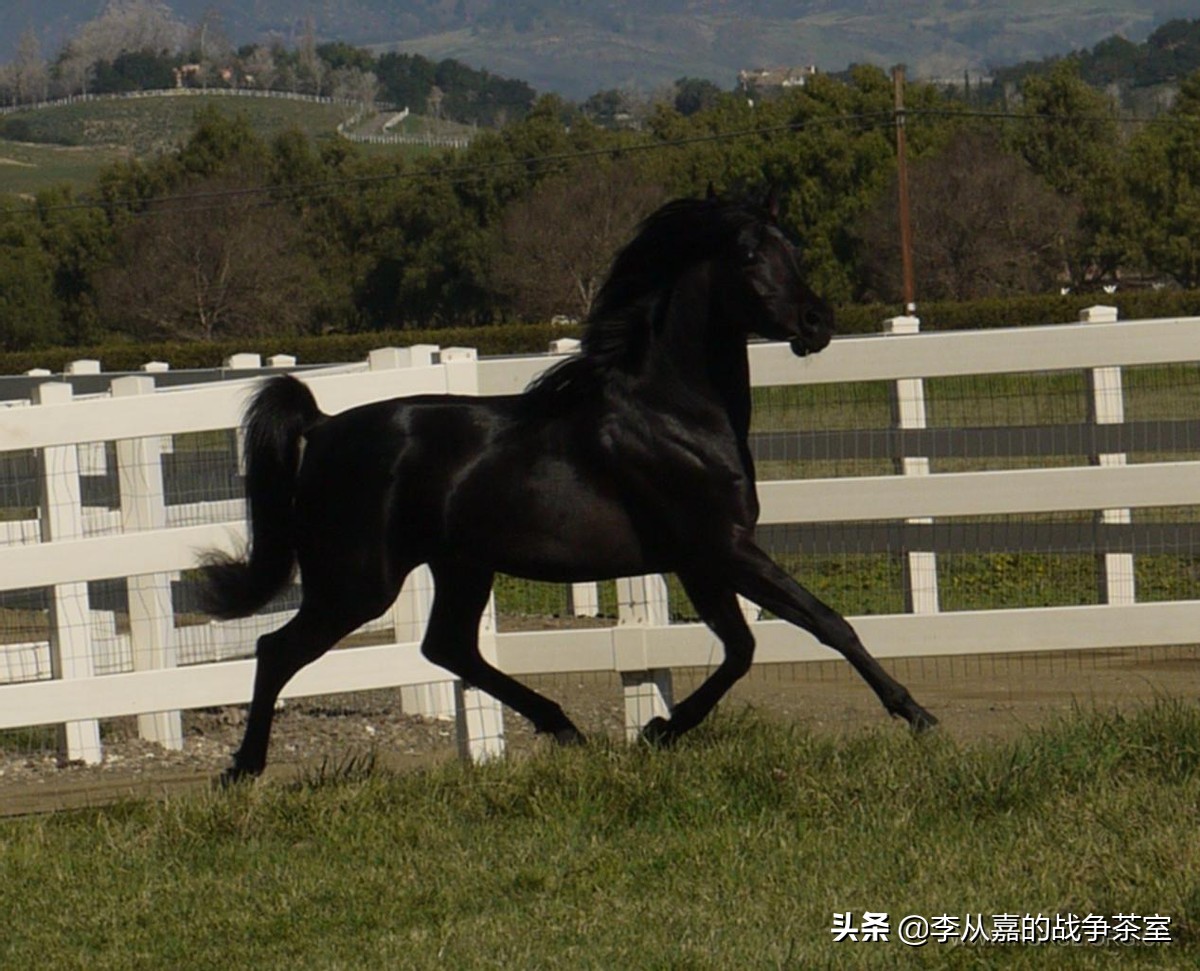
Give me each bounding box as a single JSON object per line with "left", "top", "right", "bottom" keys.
{"left": 640, "top": 716, "right": 677, "bottom": 747}
{"left": 214, "top": 763, "right": 258, "bottom": 789}
{"left": 553, "top": 726, "right": 588, "bottom": 746}
{"left": 896, "top": 699, "right": 938, "bottom": 734}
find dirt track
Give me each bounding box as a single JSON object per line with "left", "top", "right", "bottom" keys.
{"left": 2, "top": 646, "right": 1198, "bottom": 816}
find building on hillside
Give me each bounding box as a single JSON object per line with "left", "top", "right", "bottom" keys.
{"left": 737, "top": 65, "right": 818, "bottom": 104}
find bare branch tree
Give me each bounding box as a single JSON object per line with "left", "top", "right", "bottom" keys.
{"left": 95, "top": 176, "right": 318, "bottom": 342}
{"left": 854, "top": 131, "right": 1076, "bottom": 302}
{"left": 10, "top": 29, "right": 48, "bottom": 104}
{"left": 492, "top": 163, "right": 666, "bottom": 321}
{"left": 70, "top": 1, "right": 187, "bottom": 63}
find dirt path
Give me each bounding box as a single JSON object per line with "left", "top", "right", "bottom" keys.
{"left": 3, "top": 646, "right": 1198, "bottom": 816}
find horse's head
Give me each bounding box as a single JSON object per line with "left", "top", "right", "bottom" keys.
{"left": 716, "top": 192, "right": 834, "bottom": 357}
{"left": 579, "top": 189, "right": 834, "bottom": 375}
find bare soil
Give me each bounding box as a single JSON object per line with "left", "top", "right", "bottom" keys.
{"left": 2, "top": 646, "right": 1198, "bottom": 817}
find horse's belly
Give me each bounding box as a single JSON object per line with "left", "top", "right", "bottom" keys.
{"left": 444, "top": 459, "right": 655, "bottom": 581}
{"left": 506, "top": 512, "right": 652, "bottom": 581}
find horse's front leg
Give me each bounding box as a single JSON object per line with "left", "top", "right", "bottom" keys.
{"left": 423, "top": 562, "right": 587, "bottom": 745}
{"left": 639, "top": 574, "right": 755, "bottom": 745}
{"left": 729, "top": 535, "right": 937, "bottom": 731}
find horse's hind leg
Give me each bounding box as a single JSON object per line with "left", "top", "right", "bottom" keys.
{"left": 640, "top": 574, "right": 755, "bottom": 745}
{"left": 223, "top": 603, "right": 371, "bottom": 782}
{"left": 730, "top": 535, "right": 937, "bottom": 730}
{"left": 423, "top": 562, "right": 585, "bottom": 744}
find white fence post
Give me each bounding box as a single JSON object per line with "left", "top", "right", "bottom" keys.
{"left": 454, "top": 597, "right": 506, "bottom": 762}
{"left": 617, "top": 574, "right": 674, "bottom": 740}
{"left": 368, "top": 346, "right": 457, "bottom": 721}
{"left": 884, "top": 315, "right": 940, "bottom": 615}
{"left": 112, "top": 376, "right": 183, "bottom": 750}
{"left": 547, "top": 338, "right": 602, "bottom": 618}
{"left": 1082, "top": 305, "right": 1136, "bottom": 606}
{"left": 442, "top": 347, "right": 506, "bottom": 759}
{"left": 567, "top": 582, "right": 601, "bottom": 617}
{"left": 33, "top": 382, "right": 102, "bottom": 765}
{"left": 368, "top": 344, "right": 440, "bottom": 371}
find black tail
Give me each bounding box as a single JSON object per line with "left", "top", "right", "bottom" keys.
{"left": 199, "top": 375, "right": 324, "bottom": 619}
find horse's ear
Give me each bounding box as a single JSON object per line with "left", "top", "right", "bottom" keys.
{"left": 765, "top": 184, "right": 781, "bottom": 221}
{"left": 705, "top": 181, "right": 718, "bottom": 201}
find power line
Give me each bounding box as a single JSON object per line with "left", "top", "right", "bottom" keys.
{"left": 2, "top": 110, "right": 897, "bottom": 219}
{"left": 0, "top": 103, "right": 1191, "bottom": 221}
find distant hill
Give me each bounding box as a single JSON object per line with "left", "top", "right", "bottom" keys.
{"left": 4, "top": 1, "right": 1200, "bottom": 99}
{"left": 994, "top": 17, "right": 1200, "bottom": 90}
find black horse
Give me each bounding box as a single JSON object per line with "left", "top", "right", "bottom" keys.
{"left": 201, "top": 190, "right": 936, "bottom": 780}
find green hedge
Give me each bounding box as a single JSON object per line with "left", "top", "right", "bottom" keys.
{"left": 0, "top": 322, "right": 578, "bottom": 375}
{"left": 3, "top": 291, "right": 1199, "bottom": 376}
{"left": 836, "top": 289, "right": 1200, "bottom": 335}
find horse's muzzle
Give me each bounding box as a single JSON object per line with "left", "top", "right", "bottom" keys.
{"left": 790, "top": 330, "right": 832, "bottom": 357}
{"left": 790, "top": 306, "right": 834, "bottom": 356}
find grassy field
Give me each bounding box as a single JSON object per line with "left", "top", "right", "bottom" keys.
{"left": 0, "top": 140, "right": 131, "bottom": 196}
{"left": 1, "top": 702, "right": 1197, "bottom": 969}
{"left": 0, "top": 94, "right": 354, "bottom": 154}
{"left": 0, "top": 93, "right": 450, "bottom": 198}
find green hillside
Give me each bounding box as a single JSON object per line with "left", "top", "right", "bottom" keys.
{"left": 0, "top": 93, "right": 455, "bottom": 198}
{"left": 0, "top": 93, "right": 353, "bottom": 154}
{"left": 0, "top": 141, "right": 128, "bottom": 196}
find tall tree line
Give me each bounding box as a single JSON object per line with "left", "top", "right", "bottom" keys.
{"left": 3, "top": 63, "right": 1200, "bottom": 350}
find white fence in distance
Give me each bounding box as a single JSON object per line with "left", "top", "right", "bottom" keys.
{"left": 0, "top": 311, "right": 1197, "bottom": 767}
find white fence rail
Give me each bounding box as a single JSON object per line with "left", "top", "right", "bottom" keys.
{"left": 1, "top": 312, "right": 1198, "bottom": 766}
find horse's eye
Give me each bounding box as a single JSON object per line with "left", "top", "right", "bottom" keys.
{"left": 740, "top": 248, "right": 758, "bottom": 265}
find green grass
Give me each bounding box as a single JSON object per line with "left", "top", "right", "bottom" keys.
{"left": 0, "top": 140, "right": 130, "bottom": 196}
{"left": 0, "top": 94, "right": 354, "bottom": 153}
{"left": 0, "top": 93, "right": 452, "bottom": 197}
{"left": 2, "top": 702, "right": 1198, "bottom": 968}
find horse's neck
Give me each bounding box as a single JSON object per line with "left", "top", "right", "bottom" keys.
{"left": 653, "top": 266, "right": 754, "bottom": 447}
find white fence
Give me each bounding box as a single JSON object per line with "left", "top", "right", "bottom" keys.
{"left": 1, "top": 312, "right": 1198, "bottom": 766}
{"left": 1, "top": 87, "right": 474, "bottom": 147}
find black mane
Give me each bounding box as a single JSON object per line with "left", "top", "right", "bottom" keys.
{"left": 524, "top": 195, "right": 765, "bottom": 403}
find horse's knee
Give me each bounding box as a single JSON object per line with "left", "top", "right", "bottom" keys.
{"left": 724, "top": 631, "right": 755, "bottom": 679}
{"left": 420, "top": 631, "right": 461, "bottom": 672}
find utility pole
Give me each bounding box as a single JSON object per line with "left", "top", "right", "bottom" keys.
{"left": 893, "top": 65, "right": 916, "bottom": 315}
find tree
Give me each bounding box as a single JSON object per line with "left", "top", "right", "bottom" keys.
{"left": 328, "top": 67, "right": 378, "bottom": 107}
{"left": 92, "top": 49, "right": 177, "bottom": 94}
{"left": 582, "top": 88, "right": 639, "bottom": 128}
{"left": 237, "top": 44, "right": 277, "bottom": 90}
{"left": 65, "top": 1, "right": 185, "bottom": 69}
{"left": 294, "top": 18, "right": 325, "bottom": 95}
{"left": 673, "top": 77, "right": 722, "bottom": 117}
{"left": 32, "top": 187, "right": 113, "bottom": 344}
{"left": 9, "top": 28, "right": 49, "bottom": 105}
{"left": 50, "top": 42, "right": 95, "bottom": 98}
{"left": 1011, "top": 61, "right": 1118, "bottom": 199}
{"left": 0, "top": 211, "right": 61, "bottom": 349}
{"left": 853, "top": 131, "right": 1074, "bottom": 301}
{"left": 94, "top": 175, "right": 318, "bottom": 341}
{"left": 491, "top": 162, "right": 666, "bottom": 320}
{"left": 1008, "top": 61, "right": 1128, "bottom": 286}
{"left": 1122, "top": 72, "right": 1200, "bottom": 287}
{"left": 46, "top": 0, "right": 185, "bottom": 97}
{"left": 376, "top": 52, "right": 436, "bottom": 111}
